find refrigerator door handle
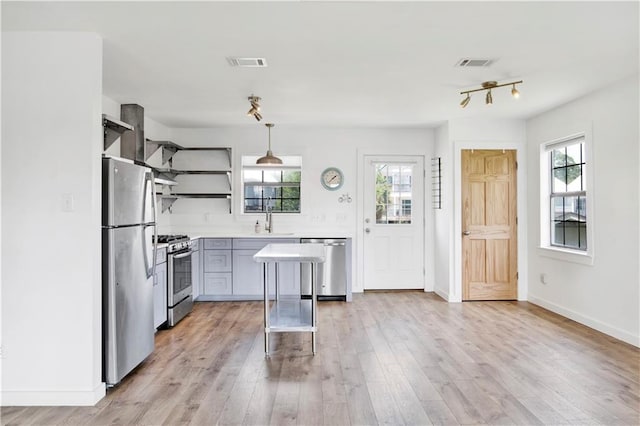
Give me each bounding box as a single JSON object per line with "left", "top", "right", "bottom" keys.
{"left": 142, "top": 171, "right": 157, "bottom": 280}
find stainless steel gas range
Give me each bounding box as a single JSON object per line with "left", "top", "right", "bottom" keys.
{"left": 156, "top": 235, "right": 194, "bottom": 327}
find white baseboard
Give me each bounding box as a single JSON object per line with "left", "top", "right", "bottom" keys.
{"left": 434, "top": 287, "right": 450, "bottom": 302}
{"left": 1, "top": 383, "right": 106, "bottom": 406}
{"left": 528, "top": 295, "right": 640, "bottom": 347}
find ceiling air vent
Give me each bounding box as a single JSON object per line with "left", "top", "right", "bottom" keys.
{"left": 456, "top": 58, "right": 493, "bottom": 67}
{"left": 227, "top": 57, "right": 268, "bottom": 67}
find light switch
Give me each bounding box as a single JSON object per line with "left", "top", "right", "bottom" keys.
{"left": 61, "top": 193, "right": 74, "bottom": 212}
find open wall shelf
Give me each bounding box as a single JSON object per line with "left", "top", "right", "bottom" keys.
{"left": 147, "top": 139, "right": 232, "bottom": 214}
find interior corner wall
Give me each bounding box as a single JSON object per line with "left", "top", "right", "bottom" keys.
{"left": 1, "top": 32, "right": 105, "bottom": 405}
{"left": 433, "top": 123, "right": 453, "bottom": 301}
{"left": 526, "top": 74, "right": 640, "bottom": 346}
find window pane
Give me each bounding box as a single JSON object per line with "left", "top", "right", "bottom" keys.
{"left": 283, "top": 170, "right": 301, "bottom": 183}
{"left": 282, "top": 186, "right": 300, "bottom": 198}
{"left": 244, "top": 199, "right": 262, "bottom": 212}
{"left": 565, "top": 143, "right": 581, "bottom": 165}
{"left": 244, "top": 185, "right": 261, "bottom": 198}
{"left": 579, "top": 223, "right": 588, "bottom": 250}
{"left": 374, "top": 163, "right": 413, "bottom": 224}
{"left": 263, "top": 170, "right": 281, "bottom": 183}
{"left": 553, "top": 148, "right": 567, "bottom": 167}
{"left": 552, "top": 168, "right": 567, "bottom": 193}
{"left": 243, "top": 170, "right": 262, "bottom": 183}
{"left": 565, "top": 165, "right": 582, "bottom": 191}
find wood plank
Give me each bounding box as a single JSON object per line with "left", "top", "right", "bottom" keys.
{"left": 2, "top": 294, "right": 638, "bottom": 426}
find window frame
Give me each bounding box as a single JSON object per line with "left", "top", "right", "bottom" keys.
{"left": 539, "top": 132, "right": 594, "bottom": 265}
{"left": 241, "top": 156, "right": 302, "bottom": 214}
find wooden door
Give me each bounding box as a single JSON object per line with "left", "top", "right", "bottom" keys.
{"left": 462, "top": 150, "right": 517, "bottom": 300}
{"left": 363, "top": 156, "right": 425, "bottom": 290}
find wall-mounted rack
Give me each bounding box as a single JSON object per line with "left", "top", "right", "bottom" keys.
{"left": 146, "top": 139, "right": 233, "bottom": 214}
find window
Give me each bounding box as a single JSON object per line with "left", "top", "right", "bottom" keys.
{"left": 242, "top": 156, "right": 301, "bottom": 213}
{"left": 542, "top": 135, "right": 590, "bottom": 253}
{"left": 375, "top": 163, "right": 413, "bottom": 224}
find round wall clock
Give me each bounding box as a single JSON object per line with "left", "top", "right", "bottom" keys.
{"left": 321, "top": 167, "right": 344, "bottom": 190}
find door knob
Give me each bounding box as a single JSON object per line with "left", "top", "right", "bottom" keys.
{"left": 365, "top": 228, "right": 371, "bottom": 234}
{"left": 365, "top": 218, "right": 370, "bottom": 223}
{"left": 463, "top": 230, "right": 471, "bottom": 236}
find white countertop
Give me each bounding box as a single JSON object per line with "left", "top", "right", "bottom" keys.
{"left": 253, "top": 243, "right": 326, "bottom": 263}
{"left": 189, "top": 233, "right": 352, "bottom": 240}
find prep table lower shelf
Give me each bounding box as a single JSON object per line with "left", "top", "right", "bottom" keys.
{"left": 267, "top": 298, "right": 315, "bottom": 332}
{"left": 254, "top": 243, "right": 325, "bottom": 356}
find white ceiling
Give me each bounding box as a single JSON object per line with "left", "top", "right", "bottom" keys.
{"left": 3, "top": 1, "right": 638, "bottom": 128}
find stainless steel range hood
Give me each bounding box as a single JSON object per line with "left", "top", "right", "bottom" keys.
{"left": 120, "top": 104, "right": 146, "bottom": 163}
{"left": 120, "top": 104, "right": 178, "bottom": 186}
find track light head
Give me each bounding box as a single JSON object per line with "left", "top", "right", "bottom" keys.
{"left": 460, "top": 95, "right": 471, "bottom": 108}
{"left": 511, "top": 84, "right": 520, "bottom": 99}
{"left": 247, "top": 95, "right": 263, "bottom": 121}
{"left": 486, "top": 90, "right": 493, "bottom": 105}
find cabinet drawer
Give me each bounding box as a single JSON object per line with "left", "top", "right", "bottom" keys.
{"left": 155, "top": 247, "right": 167, "bottom": 264}
{"left": 203, "top": 250, "right": 232, "bottom": 272}
{"left": 232, "top": 238, "right": 298, "bottom": 250}
{"left": 203, "top": 238, "right": 232, "bottom": 250}
{"left": 203, "top": 273, "right": 232, "bottom": 295}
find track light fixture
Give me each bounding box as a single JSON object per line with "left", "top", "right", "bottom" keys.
{"left": 247, "top": 95, "right": 262, "bottom": 121}
{"left": 459, "top": 80, "right": 522, "bottom": 108}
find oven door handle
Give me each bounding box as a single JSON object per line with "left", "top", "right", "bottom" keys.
{"left": 172, "top": 251, "right": 193, "bottom": 259}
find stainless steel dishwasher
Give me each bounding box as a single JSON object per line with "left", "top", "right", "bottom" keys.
{"left": 300, "top": 238, "right": 347, "bottom": 300}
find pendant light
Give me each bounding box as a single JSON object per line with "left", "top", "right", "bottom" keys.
{"left": 256, "top": 123, "right": 282, "bottom": 165}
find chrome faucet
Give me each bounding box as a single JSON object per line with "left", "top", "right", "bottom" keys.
{"left": 265, "top": 199, "right": 273, "bottom": 233}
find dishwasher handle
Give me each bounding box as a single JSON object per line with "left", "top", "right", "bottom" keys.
{"left": 325, "top": 242, "right": 345, "bottom": 246}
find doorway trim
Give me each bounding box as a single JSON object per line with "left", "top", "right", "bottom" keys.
{"left": 452, "top": 140, "right": 528, "bottom": 302}
{"left": 356, "top": 148, "right": 434, "bottom": 294}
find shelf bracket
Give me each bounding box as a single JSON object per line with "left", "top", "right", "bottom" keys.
{"left": 102, "top": 114, "right": 133, "bottom": 151}
{"left": 161, "top": 196, "right": 178, "bottom": 213}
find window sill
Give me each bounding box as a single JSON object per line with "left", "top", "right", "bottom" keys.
{"left": 537, "top": 246, "right": 594, "bottom": 266}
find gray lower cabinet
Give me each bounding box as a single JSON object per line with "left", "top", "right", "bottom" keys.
{"left": 153, "top": 247, "right": 167, "bottom": 328}
{"left": 198, "top": 237, "right": 299, "bottom": 301}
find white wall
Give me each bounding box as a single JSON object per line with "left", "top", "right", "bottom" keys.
{"left": 165, "top": 126, "right": 435, "bottom": 292}
{"left": 526, "top": 74, "right": 640, "bottom": 346}
{"left": 433, "top": 123, "right": 453, "bottom": 300}
{"left": 1, "top": 32, "right": 105, "bottom": 405}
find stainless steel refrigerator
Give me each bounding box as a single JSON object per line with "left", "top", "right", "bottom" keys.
{"left": 102, "top": 156, "right": 157, "bottom": 386}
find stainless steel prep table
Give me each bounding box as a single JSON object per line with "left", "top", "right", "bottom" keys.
{"left": 253, "top": 243, "right": 325, "bottom": 356}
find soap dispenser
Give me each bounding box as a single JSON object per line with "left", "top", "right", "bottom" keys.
{"left": 254, "top": 220, "right": 261, "bottom": 233}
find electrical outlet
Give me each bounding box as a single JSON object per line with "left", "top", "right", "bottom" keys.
{"left": 61, "top": 193, "right": 74, "bottom": 212}
{"left": 540, "top": 273, "right": 548, "bottom": 284}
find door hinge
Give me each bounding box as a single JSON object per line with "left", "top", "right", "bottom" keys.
{"left": 423, "top": 268, "right": 426, "bottom": 276}
{"left": 515, "top": 161, "right": 518, "bottom": 170}
{"left": 516, "top": 272, "right": 519, "bottom": 280}
{"left": 516, "top": 217, "right": 518, "bottom": 225}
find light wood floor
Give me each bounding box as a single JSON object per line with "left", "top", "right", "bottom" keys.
{"left": 3, "top": 292, "right": 639, "bottom": 425}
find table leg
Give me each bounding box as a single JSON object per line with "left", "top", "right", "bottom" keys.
{"left": 263, "top": 262, "right": 269, "bottom": 357}
{"left": 311, "top": 261, "right": 317, "bottom": 355}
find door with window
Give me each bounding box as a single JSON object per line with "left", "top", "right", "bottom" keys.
{"left": 363, "top": 156, "right": 424, "bottom": 290}
{"left": 461, "top": 149, "right": 517, "bottom": 300}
